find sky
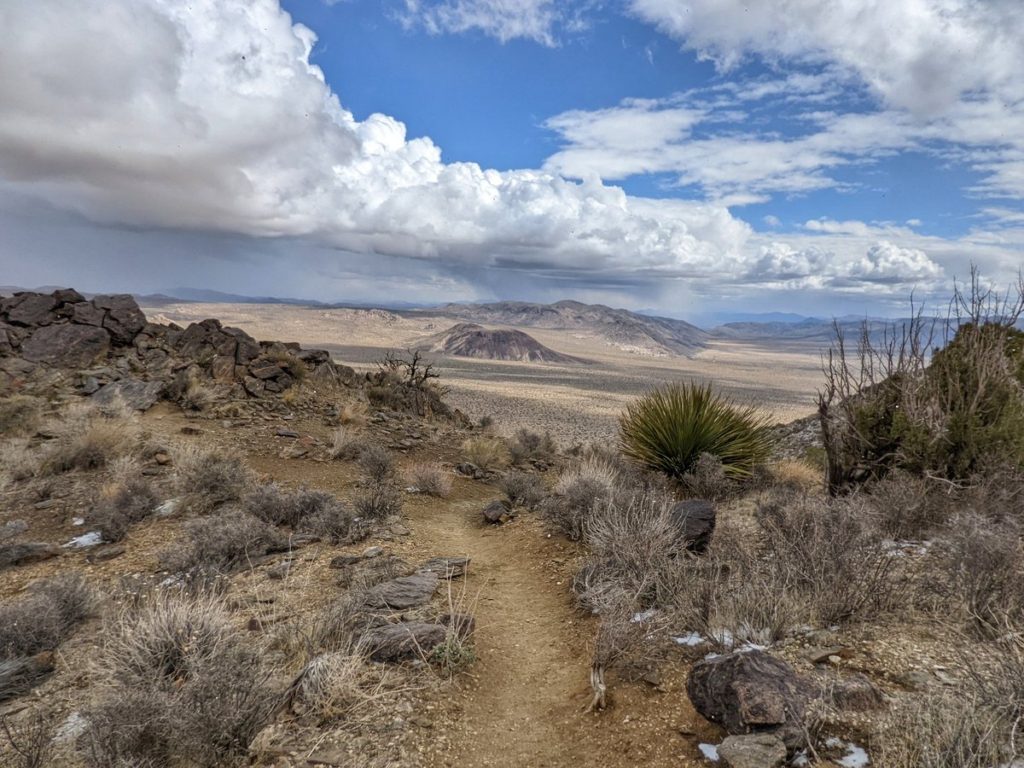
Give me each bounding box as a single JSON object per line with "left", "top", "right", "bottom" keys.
{"left": 1, "top": 0, "right": 1022, "bottom": 321}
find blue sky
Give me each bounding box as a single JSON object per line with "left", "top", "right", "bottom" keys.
{"left": 0, "top": 0, "right": 1022, "bottom": 319}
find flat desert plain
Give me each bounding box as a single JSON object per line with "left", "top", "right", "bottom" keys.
{"left": 142, "top": 301, "right": 825, "bottom": 446}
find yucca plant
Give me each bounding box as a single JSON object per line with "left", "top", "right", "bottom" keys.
{"left": 619, "top": 382, "right": 774, "bottom": 480}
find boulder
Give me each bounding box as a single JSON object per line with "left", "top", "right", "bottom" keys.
{"left": 51, "top": 288, "right": 86, "bottom": 305}
{"left": 669, "top": 499, "right": 716, "bottom": 553}
{"left": 71, "top": 301, "right": 105, "bottom": 326}
{"left": 363, "top": 571, "right": 439, "bottom": 610}
{"left": 829, "top": 673, "right": 883, "bottom": 711}
{"left": 91, "top": 379, "right": 165, "bottom": 411}
{"left": 0, "top": 542, "right": 62, "bottom": 570}
{"left": 94, "top": 294, "right": 146, "bottom": 345}
{"left": 21, "top": 324, "right": 110, "bottom": 367}
{"left": 361, "top": 622, "right": 447, "bottom": 662}
{"left": 6, "top": 294, "right": 58, "bottom": 326}
{"left": 687, "top": 650, "right": 818, "bottom": 748}
{"left": 249, "top": 359, "right": 285, "bottom": 380}
{"left": 718, "top": 734, "right": 788, "bottom": 768}
{"left": 482, "top": 499, "right": 513, "bottom": 524}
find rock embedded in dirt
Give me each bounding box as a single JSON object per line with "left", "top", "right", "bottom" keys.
{"left": 329, "top": 554, "right": 364, "bottom": 568}
{"left": 0, "top": 520, "right": 29, "bottom": 541}
{"left": 687, "top": 649, "right": 818, "bottom": 748}
{"left": 0, "top": 542, "right": 62, "bottom": 570}
{"left": 419, "top": 556, "right": 470, "bottom": 578}
{"left": 362, "top": 622, "right": 447, "bottom": 662}
{"left": 828, "top": 672, "right": 884, "bottom": 711}
{"left": 363, "top": 571, "right": 440, "bottom": 610}
{"left": 717, "top": 733, "right": 788, "bottom": 768}
{"left": 668, "top": 499, "right": 716, "bottom": 553}
{"left": 482, "top": 499, "right": 514, "bottom": 524}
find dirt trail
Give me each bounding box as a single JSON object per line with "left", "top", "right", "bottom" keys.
{"left": 409, "top": 498, "right": 592, "bottom": 767}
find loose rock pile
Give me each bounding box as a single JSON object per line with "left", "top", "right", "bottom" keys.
{"left": 0, "top": 289, "right": 353, "bottom": 405}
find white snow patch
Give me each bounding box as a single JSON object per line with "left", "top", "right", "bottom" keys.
{"left": 64, "top": 531, "right": 102, "bottom": 548}
{"left": 698, "top": 743, "right": 720, "bottom": 762}
{"left": 826, "top": 738, "right": 870, "bottom": 768}
{"left": 632, "top": 608, "right": 657, "bottom": 623}
{"left": 155, "top": 498, "right": 180, "bottom": 517}
{"left": 72, "top": 517, "right": 85, "bottom": 526}
{"left": 672, "top": 632, "right": 705, "bottom": 646}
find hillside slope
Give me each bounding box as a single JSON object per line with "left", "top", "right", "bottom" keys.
{"left": 422, "top": 323, "right": 584, "bottom": 364}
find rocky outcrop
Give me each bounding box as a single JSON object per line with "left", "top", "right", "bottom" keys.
{"left": 0, "top": 289, "right": 354, "bottom": 404}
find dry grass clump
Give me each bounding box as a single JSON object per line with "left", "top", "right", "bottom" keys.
{"left": 90, "top": 476, "right": 159, "bottom": 542}
{"left": 328, "top": 427, "right": 366, "bottom": 460}
{"left": 405, "top": 462, "right": 451, "bottom": 498}
{"left": 40, "top": 405, "right": 140, "bottom": 475}
{"left": 173, "top": 444, "right": 254, "bottom": 513}
{"left": 0, "top": 573, "right": 94, "bottom": 659}
{"left": 0, "top": 396, "right": 42, "bottom": 437}
{"left": 161, "top": 511, "right": 285, "bottom": 574}
{"left": 499, "top": 470, "right": 546, "bottom": 509}
{"left": 767, "top": 458, "right": 823, "bottom": 493}
{"left": 243, "top": 483, "right": 355, "bottom": 542}
{"left": 80, "top": 590, "right": 279, "bottom": 767}
{"left": 460, "top": 436, "right": 510, "bottom": 472}
{"left": 543, "top": 454, "right": 622, "bottom": 540}
{"left": 0, "top": 439, "right": 39, "bottom": 489}
{"left": 878, "top": 639, "right": 1024, "bottom": 767}
{"left": 180, "top": 376, "right": 216, "bottom": 412}
{"left": 508, "top": 428, "right": 557, "bottom": 465}
{"left": 338, "top": 400, "right": 368, "bottom": 427}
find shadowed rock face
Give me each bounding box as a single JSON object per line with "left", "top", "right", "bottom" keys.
{"left": 425, "top": 323, "right": 583, "bottom": 364}
{"left": 0, "top": 289, "right": 354, "bottom": 405}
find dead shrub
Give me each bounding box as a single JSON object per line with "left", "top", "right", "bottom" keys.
{"left": 460, "top": 436, "right": 510, "bottom": 472}
{"left": 173, "top": 444, "right": 253, "bottom": 513}
{"left": 353, "top": 482, "right": 402, "bottom": 521}
{"left": 295, "top": 647, "right": 374, "bottom": 718}
{"left": 680, "top": 452, "right": 737, "bottom": 499}
{"left": 860, "top": 470, "right": 959, "bottom": 539}
{"left": 542, "top": 455, "right": 621, "bottom": 540}
{"left": 508, "top": 429, "right": 557, "bottom": 465}
{"left": 1, "top": 708, "right": 56, "bottom": 768}
{"left": 161, "top": 511, "right": 285, "bottom": 574}
{"left": 0, "top": 396, "right": 42, "bottom": 437}
{"left": 0, "top": 439, "right": 39, "bottom": 488}
{"left": 499, "top": 470, "right": 546, "bottom": 509}
{"left": 90, "top": 477, "right": 159, "bottom": 542}
{"left": 357, "top": 444, "right": 396, "bottom": 484}
{"left": 242, "top": 482, "right": 348, "bottom": 533}
{"left": 0, "top": 573, "right": 94, "bottom": 659}
{"left": 405, "top": 462, "right": 451, "bottom": 498}
{"left": 937, "top": 513, "right": 1024, "bottom": 634}
{"left": 81, "top": 590, "right": 280, "bottom": 767}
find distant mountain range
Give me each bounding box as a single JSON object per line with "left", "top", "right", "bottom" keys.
{"left": 424, "top": 300, "right": 708, "bottom": 357}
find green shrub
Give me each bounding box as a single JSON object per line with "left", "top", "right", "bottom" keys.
{"left": 619, "top": 382, "right": 773, "bottom": 480}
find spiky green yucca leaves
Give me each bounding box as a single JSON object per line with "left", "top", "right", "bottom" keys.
{"left": 619, "top": 382, "right": 774, "bottom": 480}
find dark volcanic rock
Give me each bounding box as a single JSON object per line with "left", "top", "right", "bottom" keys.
{"left": 21, "top": 324, "right": 110, "bottom": 366}
{"left": 669, "top": 499, "right": 716, "bottom": 553}
{"left": 687, "top": 650, "right": 818, "bottom": 747}
{"left": 363, "top": 571, "right": 440, "bottom": 609}
{"left": 94, "top": 294, "right": 147, "bottom": 344}
{"left": 419, "top": 556, "right": 471, "bottom": 578}
{"left": 6, "top": 294, "right": 58, "bottom": 327}
{"left": 91, "top": 379, "right": 165, "bottom": 411}
{"left": 717, "top": 734, "right": 788, "bottom": 768}
{"left": 362, "top": 622, "right": 447, "bottom": 662}
{"left": 482, "top": 499, "right": 513, "bottom": 524}
{"left": 71, "top": 301, "right": 106, "bottom": 326}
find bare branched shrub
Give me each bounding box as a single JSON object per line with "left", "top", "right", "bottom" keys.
{"left": 242, "top": 482, "right": 350, "bottom": 540}
{"left": 405, "top": 462, "right": 451, "bottom": 497}
{"left": 508, "top": 429, "right": 557, "bottom": 465}
{"left": 0, "top": 573, "right": 93, "bottom": 659}
{"left": 357, "top": 444, "right": 396, "bottom": 484}
{"left": 543, "top": 455, "right": 621, "bottom": 540}
{"left": 82, "top": 590, "right": 280, "bottom": 767}
{"left": 90, "top": 476, "right": 159, "bottom": 542}
{"left": 937, "top": 513, "right": 1024, "bottom": 634}
{"left": 1, "top": 708, "right": 56, "bottom": 768}
{"left": 499, "top": 470, "right": 546, "bottom": 509}
{"left": 161, "top": 511, "right": 285, "bottom": 574}
{"left": 296, "top": 648, "right": 373, "bottom": 718}
{"left": 173, "top": 444, "right": 253, "bottom": 513}
{"left": 460, "top": 436, "right": 510, "bottom": 472}
{"left": 0, "top": 396, "right": 42, "bottom": 437}
{"left": 680, "top": 452, "right": 737, "bottom": 499}
{"left": 353, "top": 482, "right": 402, "bottom": 521}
